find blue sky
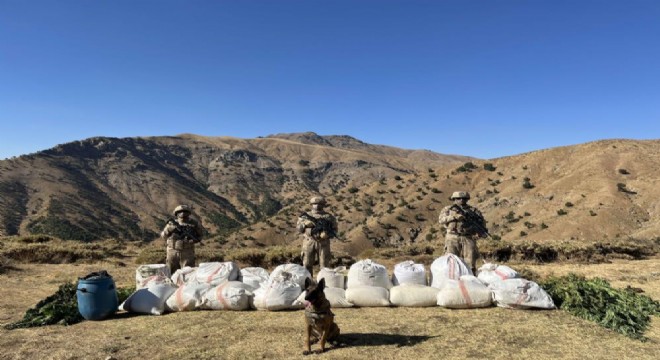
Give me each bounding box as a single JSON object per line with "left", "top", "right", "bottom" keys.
{"left": 1, "top": 0, "right": 659, "bottom": 160}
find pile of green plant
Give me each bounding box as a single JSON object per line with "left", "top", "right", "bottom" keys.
{"left": 541, "top": 274, "right": 660, "bottom": 340}
{"left": 4, "top": 282, "right": 134, "bottom": 330}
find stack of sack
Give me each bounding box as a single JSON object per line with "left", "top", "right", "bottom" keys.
{"left": 253, "top": 263, "right": 310, "bottom": 311}
{"left": 478, "top": 263, "right": 555, "bottom": 309}
{"left": 239, "top": 267, "right": 270, "bottom": 291}
{"left": 431, "top": 255, "right": 491, "bottom": 308}
{"left": 345, "top": 259, "right": 392, "bottom": 307}
{"left": 121, "top": 262, "right": 253, "bottom": 314}
{"left": 121, "top": 272, "right": 178, "bottom": 315}
{"left": 166, "top": 262, "right": 250, "bottom": 311}
{"left": 316, "top": 267, "right": 353, "bottom": 308}
{"left": 389, "top": 261, "right": 439, "bottom": 307}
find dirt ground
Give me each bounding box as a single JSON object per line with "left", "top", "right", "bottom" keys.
{"left": 1, "top": 258, "right": 659, "bottom": 360}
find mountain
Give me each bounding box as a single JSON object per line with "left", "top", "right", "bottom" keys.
{"left": 0, "top": 132, "right": 470, "bottom": 242}
{"left": 1, "top": 134, "right": 657, "bottom": 257}
{"left": 229, "top": 138, "right": 660, "bottom": 256}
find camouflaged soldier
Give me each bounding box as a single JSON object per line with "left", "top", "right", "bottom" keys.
{"left": 161, "top": 205, "right": 205, "bottom": 274}
{"left": 297, "top": 196, "right": 338, "bottom": 276}
{"left": 438, "top": 191, "right": 488, "bottom": 273}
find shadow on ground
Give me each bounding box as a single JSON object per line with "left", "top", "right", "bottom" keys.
{"left": 337, "top": 332, "right": 437, "bottom": 348}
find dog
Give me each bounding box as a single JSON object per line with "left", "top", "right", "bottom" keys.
{"left": 303, "top": 277, "right": 340, "bottom": 355}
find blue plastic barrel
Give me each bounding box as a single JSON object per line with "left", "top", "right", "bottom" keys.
{"left": 77, "top": 273, "right": 118, "bottom": 321}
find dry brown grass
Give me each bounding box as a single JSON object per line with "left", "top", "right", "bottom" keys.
{"left": 1, "top": 254, "right": 659, "bottom": 359}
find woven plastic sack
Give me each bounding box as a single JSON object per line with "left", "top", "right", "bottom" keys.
{"left": 253, "top": 277, "right": 302, "bottom": 311}
{"left": 171, "top": 266, "right": 198, "bottom": 286}
{"left": 135, "top": 264, "right": 171, "bottom": 290}
{"left": 477, "top": 263, "right": 518, "bottom": 285}
{"left": 347, "top": 259, "right": 392, "bottom": 289}
{"left": 240, "top": 267, "right": 270, "bottom": 291}
{"left": 195, "top": 262, "right": 240, "bottom": 286}
{"left": 436, "top": 275, "right": 492, "bottom": 309}
{"left": 203, "top": 281, "right": 250, "bottom": 311}
{"left": 317, "top": 267, "right": 347, "bottom": 289}
{"left": 488, "top": 278, "right": 556, "bottom": 309}
{"left": 389, "top": 284, "right": 439, "bottom": 307}
{"left": 392, "top": 261, "right": 427, "bottom": 286}
{"left": 269, "top": 263, "right": 311, "bottom": 289}
{"left": 345, "top": 285, "right": 390, "bottom": 307}
{"left": 430, "top": 254, "right": 472, "bottom": 289}
{"left": 166, "top": 283, "right": 212, "bottom": 311}
{"left": 121, "top": 275, "right": 177, "bottom": 315}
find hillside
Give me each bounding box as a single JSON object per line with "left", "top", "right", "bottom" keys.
{"left": 0, "top": 132, "right": 469, "bottom": 241}
{"left": 232, "top": 139, "right": 660, "bottom": 256}
{"left": 1, "top": 135, "right": 658, "bottom": 257}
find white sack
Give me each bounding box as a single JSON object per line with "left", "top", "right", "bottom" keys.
{"left": 253, "top": 278, "right": 302, "bottom": 311}
{"left": 293, "top": 287, "right": 354, "bottom": 308}
{"left": 347, "top": 259, "right": 392, "bottom": 289}
{"left": 165, "top": 283, "right": 211, "bottom": 311}
{"left": 171, "top": 266, "right": 198, "bottom": 286}
{"left": 477, "top": 263, "right": 518, "bottom": 285}
{"left": 269, "top": 263, "right": 311, "bottom": 289}
{"left": 430, "top": 254, "right": 472, "bottom": 289}
{"left": 392, "top": 261, "right": 427, "bottom": 286}
{"left": 389, "top": 284, "right": 440, "bottom": 307}
{"left": 240, "top": 267, "right": 270, "bottom": 291}
{"left": 120, "top": 275, "right": 177, "bottom": 315}
{"left": 195, "top": 262, "right": 240, "bottom": 286}
{"left": 203, "top": 281, "right": 250, "bottom": 311}
{"left": 324, "top": 287, "right": 354, "bottom": 308}
{"left": 488, "top": 278, "right": 556, "bottom": 310}
{"left": 317, "top": 267, "right": 347, "bottom": 289}
{"left": 135, "top": 264, "right": 171, "bottom": 290}
{"left": 345, "top": 285, "right": 390, "bottom": 307}
{"left": 437, "top": 275, "right": 492, "bottom": 309}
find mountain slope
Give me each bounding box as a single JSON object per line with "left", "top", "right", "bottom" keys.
{"left": 0, "top": 132, "right": 469, "bottom": 240}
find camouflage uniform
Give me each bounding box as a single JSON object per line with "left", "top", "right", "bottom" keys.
{"left": 161, "top": 205, "right": 204, "bottom": 274}
{"left": 438, "top": 191, "right": 487, "bottom": 273}
{"left": 297, "top": 196, "right": 338, "bottom": 276}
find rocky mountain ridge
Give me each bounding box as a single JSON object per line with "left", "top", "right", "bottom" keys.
{"left": 0, "top": 132, "right": 470, "bottom": 243}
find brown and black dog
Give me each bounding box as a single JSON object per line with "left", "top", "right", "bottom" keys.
{"left": 303, "top": 277, "right": 340, "bottom": 355}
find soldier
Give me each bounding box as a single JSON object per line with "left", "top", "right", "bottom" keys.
{"left": 297, "top": 196, "right": 338, "bottom": 276}
{"left": 438, "top": 191, "right": 488, "bottom": 274}
{"left": 161, "top": 205, "right": 205, "bottom": 274}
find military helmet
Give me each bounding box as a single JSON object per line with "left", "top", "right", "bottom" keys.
{"left": 173, "top": 204, "right": 191, "bottom": 216}
{"left": 310, "top": 196, "right": 326, "bottom": 205}
{"left": 450, "top": 191, "right": 470, "bottom": 200}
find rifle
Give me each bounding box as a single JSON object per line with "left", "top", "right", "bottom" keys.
{"left": 167, "top": 218, "right": 202, "bottom": 244}
{"left": 450, "top": 204, "right": 493, "bottom": 239}
{"left": 299, "top": 212, "right": 336, "bottom": 239}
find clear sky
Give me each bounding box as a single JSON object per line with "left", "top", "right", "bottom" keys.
{"left": 1, "top": 0, "right": 659, "bottom": 160}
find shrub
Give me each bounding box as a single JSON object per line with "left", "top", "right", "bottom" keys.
{"left": 618, "top": 168, "right": 630, "bottom": 175}
{"left": 394, "top": 175, "right": 402, "bottom": 181}
{"left": 347, "top": 187, "right": 359, "bottom": 194}
{"left": 456, "top": 162, "right": 478, "bottom": 173}
{"left": 483, "top": 163, "right": 497, "bottom": 171}
{"left": 541, "top": 274, "right": 660, "bottom": 340}
{"left": 557, "top": 209, "right": 568, "bottom": 216}
{"left": 522, "top": 177, "right": 535, "bottom": 189}
{"left": 565, "top": 202, "right": 574, "bottom": 207}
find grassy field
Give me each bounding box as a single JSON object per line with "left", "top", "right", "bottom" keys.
{"left": 1, "top": 255, "right": 659, "bottom": 359}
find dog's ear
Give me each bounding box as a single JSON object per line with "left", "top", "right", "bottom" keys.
{"left": 304, "top": 277, "right": 312, "bottom": 289}
{"left": 317, "top": 277, "right": 325, "bottom": 291}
